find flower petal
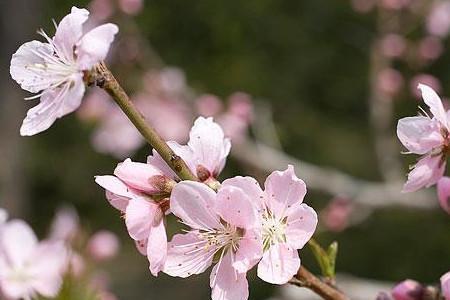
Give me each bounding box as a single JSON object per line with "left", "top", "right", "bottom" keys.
{"left": 264, "top": 165, "right": 307, "bottom": 218}
{"left": 76, "top": 23, "right": 119, "bottom": 70}
{"left": 257, "top": 243, "right": 300, "bottom": 285}
{"left": 10, "top": 41, "right": 55, "bottom": 93}
{"left": 170, "top": 181, "right": 221, "bottom": 230}
{"left": 285, "top": 203, "right": 318, "bottom": 249}
{"left": 187, "top": 117, "right": 231, "bottom": 176}
{"left": 114, "top": 158, "right": 164, "bottom": 194}
{"left": 418, "top": 83, "right": 449, "bottom": 129}
{"left": 437, "top": 177, "right": 450, "bottom": 214}
{"left": 0, "top": 220, "right": 37, "bottom": 267}
{"left": 147, "top": 218, "right": 167, "bottom": 276}
{"left": 233, "top": 228, "right": 263, "bottom": 273}
{"left": 221, "top": 176, "right": 265, "bottom": 212}
{"left": 95, "top": 175, "right": 138, "bottom": 211}
{"left": 53, "top": 7, "right": 89, "bottom": 62}
{"left": 210, "top": 252, "right": 249, "bottom": 300}
{"left": 216, "top": 185, "right": 258, "bottom": 228}
{"left": 397, "top": 116, "right": 443, "bottom": 155}
{"left": 402, "top": 155, "right": 445, "bottom": 192}
{"left": 163, "top": 231, "right": 213, "bottom": 278}
{"left": 441, "top": 271, "right": 450, "bottom": 300}
{"left": 125, "top": 197, "right": 159, "bottom": 241}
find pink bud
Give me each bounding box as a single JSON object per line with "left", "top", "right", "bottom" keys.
{"left": 87, "top": 230, "right": 120, "bottom": 262}
{"left": 377, "top": 68, "right": 404, "bottom": 96}
{"left": 380, "top": 34, "right": 407, "bottom": 58}
{"left": 391, "top": 279, "right": 424, "bottom": 300}
{"left": 437, "top": 177, "right": 450, "bottom": 214}
{"left": 410, "top": 74, "right": 442, "bottom": 99}
{"left": 441, "top": 272, "right": 450, "bottom": 300}
{"left": 118, "top": 0, "right": 143, "bottom": 15}
{"left": 418, "top": 36, "right": 443, "bottom": 61}
{"left": 321, "top": 196, "right": 354, "bottom": 232}
{"left": 196, "top": 94, "right": 224, "bottom": 117}
{"left": 427, "top": 2, "right": 450, "bottom": 37}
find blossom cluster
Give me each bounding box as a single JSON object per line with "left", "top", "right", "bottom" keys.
{"left": 96, "top": 116, "right": 318, "bottom": 300}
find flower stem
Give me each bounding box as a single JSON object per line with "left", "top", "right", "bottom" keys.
{"left": 88, "top": 63, "right": 198, "bottom": 182}
{"left": 290, "top": 266, "right": 349, "bottom": 300}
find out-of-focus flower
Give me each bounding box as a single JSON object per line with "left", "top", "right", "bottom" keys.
{"left": 377, "top": 68, "right": 404, "bottom": 96}
{"left": 87, "top": 230, "right": 120, "bottom": 261}
{"left": 437, "top": 177, "right": 450, "bottom": 214}
{"left": 221, "top": 166, "right": 317, "bottom": 284}
{"left": 10, "top": 7, "right": 118, "bottom": 136}
{"left": 49, "top": 206, "right": 80, "bottom": 242}
{"left": 196, "top": 94, "right": 224, "bottom": 116}
{"left": 0, "top": 220, "right": 68, "bottom": 299}
{"left": 418, "top": 36, "right": 444, "bottom": 61}
{"left": 427, "top": 1, "right": 450, "bottom": 37}
{"left": 380, "top": 34, "right": 407, "bottom": 58}
{"left": 0, "top": 209, "right": 7, "bottom": 225}
{"left": 351, "top": 0, "right": 376, "bottom": 13}
{"left": 163, "top": 180, "right": 262, "bottom": 300}
{"left": 77, "top": 88, "right": 112, "bottom": 122}
{"left": 377, "top": 292, "right": 393, "bottom": 300}
{"left": 321, "top": 196, "right": 354, "bottom": 232}
{"left": 410, "top": 74, "right": 441, "bottom": 99}
{"left": 391, "top": 279, "right": 423, "bottom": 300}
{"left": 441, "top": 271, "right": 450, "bottom": 300}
{"left": 118, "top": 0, "right": 143, "bottom": 15}
{"left": 89, "top": 0, "right": 114, "bottom": 21}
{"left": 69, "top": 252, "right": 86, "bottom": 277}
{"left": 397, "top": 84, "right": 448, "bottom": 192}
{"left": 379, "top": 0, "right": 412, "bottom": 10}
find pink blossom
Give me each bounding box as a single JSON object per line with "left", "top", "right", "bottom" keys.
{"left": 321, "top": 196, "right": 354, "bottom": 232}
{"left": 427, "top": 1, "right": 450, "bottom": 37}
{"left": 379, "top": 0, "right": 412, "bottom": 10}
{"left": 10, "top": 7, "right": 118, "bottom": 136}
{"left": 391, "top": 279, "right": 423, "bottom": 300}
{"left": 87, "top": 230, "right": 120, "bottom": 261}
{"left": 48, "top": 206, "right": 80, "bottom": 242}
{"left": 410, "top": 74, "right": 442, "bottom": 99}
{"left": 221, "top": 166, "right": 318, "bottom": 284}
{"left": 77, "top": 88, "right": 112, "bottom": 122}
{"left": 380, "top": 34, "right": 407, "bottom": 58}
{"left": 437, "top": 177, "right": 450, "bottom": 214}
{"left": 196, "top": 94, "right": 224, "bottom": 116}
{"left": 118, "top": 0, "right": 144, "bottom": 15}
{"left": 441, "top": 271, "right": 450, "bottom": 300}
{"left": 0, "top": 220, "right": 68, "bottom": 299}
{"left": 95, "top": 159, "right": 173, "bottom": 275}
{"left": 418, "top": 36, "right": 443, "bottom": 61}
{"left": 163, "top": 181, "right": 262, "bottom": 300}
{"left": 377, "top": 68, "right": 404, "bottom": 96}
{"left": 397, "top": 83, "right": 449, "bottom": 192}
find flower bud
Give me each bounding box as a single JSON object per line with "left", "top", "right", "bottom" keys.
{"left": 391, "top": 279, "right": 424, "bottom": 300}
{"left": 87, "top": 230, "right": 120, "bottom": 262}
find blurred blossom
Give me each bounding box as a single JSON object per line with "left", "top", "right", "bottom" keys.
{"left": 77, "top": 88, "right": 112, "bottom": 122}
{"left": 89, "top": 0, "right": 114, "bottom": 21}
{"left": 437, "top": 177, "right": 450, "bottom": 214}
{"left": 196, "top": 94, "right": 224, "bottom": 116}
{"left": 426, "top": 1, "right": 450, "bottom": 37}
{"left": 441, "top": 272, "right": 450, "bottom": 300}
{"left": 87, "top": 230, "right": 120, "bottom": 261}
{"left": 70, "top": 252, "right": 86, "bottom": 277}
{"left": 376, "top": 292, "right": 393, "bottom": 300}
{"left": 380, "top": 34, "right": 407, "bottom": 58}
{"left": 351, "top": 0, "right": 376, "bottom": 13}
{"left": 117, "top": 37, "right": 141, "bottom": 63}
{"left": 418, "top": 36, "right": 444, "bottom": 61}
{"left": 118, "top": 0, "right": 143, "bottom": 15}
{"left": 49, "top": 206, "right": 80, "bottom": 242}
{"left": 0, "top": 208, "right": 7, "bottom": 224}
{"left": 321, "top": 196, "right": 354, "bottom": 232}
{"left": 377, "top": 68, "right": 404, "bottom": 96}
{"left": 228, "top": 92, "right": 254, "bottom": 123}
{"left": 144, "top": 67, "right": 187, "bottom": 98}
{"left": 391, "top": 279, "right": 423, "bottom": 300}
{"left": 379, "top": 0, "right": 412, "bottom": 10}
{"left": 410, "top": 74, "right": 441, "bottom": 99}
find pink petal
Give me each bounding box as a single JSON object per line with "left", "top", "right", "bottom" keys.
{"left": 402, "top": 155, "right": 445, "bottom": 192}
{"left": 418, "top": 83, "right": 449, "bottom": 130}
{"left": 437, "top": 177, "right": 450, "bottom": 214}
{"left": 397, "top": 116, "right": 443, "bottom": 155}
{"left": 10, "top": 41, "right": 55, "bottom": 93}
{"left": 187, "top": 117, "right": 231, "bottom": 176}
{"left": 285, "top": 203, "right": 318, "bottom": 249}
{"left": 20, "top": 75, "right": 85, "bottom": 136}
{"left": 135, "top": 239, "right": 148, "bottom": 256}
{"left": 391, "top": 279, "right": 424, "bottom": 300}
{"left": 125, "top": 197, "right": 159, "bottom": 240}
{"left": 87, "top": 230, "right": 120, "bottom": 261}
{"left": 95, "top": 175, "right": 137, "bottom": 211}
{"left": 216, "top": 185, "right": 258, "bottom": 228}
{"left": 53, "top": 7, "right": 89, "bottom": 62}
{"left": 147, "top": 218, "right": 167, "bottom": 276}
{"left": 441, "top": 271, "right": 450, "bottom": 300}
{"left": 233, "top": 228, "right": 263, "bottom": 273}
{"left": 0, "top": 220, "right": 37, "bottom": 267}
{"left": 170, "top": 181, "right": 221, "bottom": 230}
{"left": 163, "top": 231, "right": 213, "bottom": 278}
{"left": 76, "top": 23, "right": 119, "bottom": 70}
{"left": 257, "top": 243, "right": 300, "bottom": 285}
{"left": 210, "top": 252, "right": 249, "bottom": 300}
{"left": 264, "top": 165, "right": 307, "bottom": 218}
{"left": 221, "top": 176, "right": 265, "bottom": 212}
{"left": 114, "top": 158, "right": 164, "bottom": 194}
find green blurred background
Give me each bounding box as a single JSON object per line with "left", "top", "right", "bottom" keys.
{"left": 1, "top": 0, "right": 449, "bottom": 299}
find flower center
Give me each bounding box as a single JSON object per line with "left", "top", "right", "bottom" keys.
{"left": 198, "top": 223, "right": 242, "bottom": 261}
{"left": 262, "top": 212, "right": 287, "bottom": 250}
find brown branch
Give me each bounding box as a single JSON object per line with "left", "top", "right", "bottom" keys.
{"left": 88, "top": 63, "right": 198, "bottom": 182}
{"left": 290, "top": 266, "right": 349, "bottom": 300}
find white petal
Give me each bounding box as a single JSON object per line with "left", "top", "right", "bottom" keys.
{"left": 257, "top": 243, "right": 300, "bottom": 285}
{"left": 418, "top": 83, "right": 449, "bottom": 129}
{"left": 76, "top": 23, "right": 119, "bottom": 70}
{"left": 285, "top": 203, "right": 318, "bottom": 249}
{"left": 397, "top": 116, "right": 443, "bottom": 154}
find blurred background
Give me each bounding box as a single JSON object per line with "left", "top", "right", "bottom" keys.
{"left": 1, "top": 0, "right": 450, "bottom": 299}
